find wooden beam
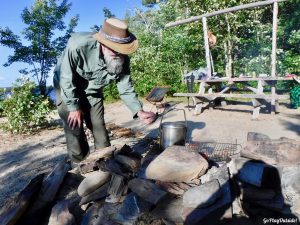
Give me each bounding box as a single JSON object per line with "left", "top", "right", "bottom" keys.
{"left": 173, "top": 93, "right": 289, "bottom": 100}
{"left": 202, "top": 17, "right": 212, "bottom": 78}
{"left": 165, "top": 0, "right": 286, "bottom": 28}
{"left": 191, "top": 77, "right": 294, "bottom": 83}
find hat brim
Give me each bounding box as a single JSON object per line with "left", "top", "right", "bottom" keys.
{"left": 93, "top": 32, "right": 138, "bottom": 55}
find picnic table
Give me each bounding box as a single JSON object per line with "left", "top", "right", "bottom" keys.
{"left": 174, "top": 76, "right": 295, "bottom": 119}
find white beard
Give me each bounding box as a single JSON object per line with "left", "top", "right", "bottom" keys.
{"left": 103, "top": 53, "right": 125, "bottom": 75}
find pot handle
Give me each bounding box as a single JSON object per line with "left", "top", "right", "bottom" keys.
{"left": 159, "top": 108, "right": 187, "bottom": 130}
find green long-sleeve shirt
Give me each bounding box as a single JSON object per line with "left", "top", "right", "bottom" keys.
{"left": 53, "top": 32, "right": 142, "bottom": 116}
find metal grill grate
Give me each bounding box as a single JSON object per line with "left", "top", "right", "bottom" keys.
{"left": 188, "top": 142, "right": 242, "bottom": 162}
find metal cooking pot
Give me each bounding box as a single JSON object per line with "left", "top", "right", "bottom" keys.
{"left": 159, "top": 109, "right": 187, "bottom": 150}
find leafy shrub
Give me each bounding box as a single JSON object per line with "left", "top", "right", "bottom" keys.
{"left": 103, "top": 83, "right": 120, "bottom": 102}
{"left": 0, "top": 88, "right": 6, "bottom": 117}
{"left": 2, "top": 77, "right": 51, "bottom": 133}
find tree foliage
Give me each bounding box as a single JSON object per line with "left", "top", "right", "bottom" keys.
{"left": 0, "top": 0, "right": 79, "bottom": 96}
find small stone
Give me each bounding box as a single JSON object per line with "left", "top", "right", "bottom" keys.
{"left": 77, "top": 170, "right": 110, "bottom": 197}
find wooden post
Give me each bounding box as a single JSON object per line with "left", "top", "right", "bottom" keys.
{"left": 271, "top": 2, "right": 278, "bottom": 115}
{"left": 202, "top": 17, "right": 212, "bottom": 78}
{"left": 252, "top": 80, "right": 264, "bottom": 119}
{"left": 194, "top": 81, "right": 207, "bottom": 115}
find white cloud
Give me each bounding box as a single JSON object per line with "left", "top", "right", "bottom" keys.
{"left": 0, "top": 76, "right": 5, "bottom": 81}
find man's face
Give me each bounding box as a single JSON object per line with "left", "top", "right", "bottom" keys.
{"left": 101, "top": 44, "right": 125, "bottom": 75}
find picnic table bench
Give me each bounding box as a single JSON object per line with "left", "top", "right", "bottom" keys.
{"left": 174, "top": 77, "right": 294, "bottom": 119}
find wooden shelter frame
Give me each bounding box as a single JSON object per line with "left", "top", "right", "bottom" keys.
{"left": 165, "top": 0, "right": 295, "bottom": 118}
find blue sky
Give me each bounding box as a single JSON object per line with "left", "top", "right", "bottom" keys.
{"left": 0, "top": 0, "right": 144, "bottom": 88}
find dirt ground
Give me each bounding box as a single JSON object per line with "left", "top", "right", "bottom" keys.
{"left": 0, "top": 99, "right": 299, "bottom": 209}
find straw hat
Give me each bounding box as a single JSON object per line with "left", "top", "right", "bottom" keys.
{"left": 93, "top": 18, "right": 138, "bottom": 55}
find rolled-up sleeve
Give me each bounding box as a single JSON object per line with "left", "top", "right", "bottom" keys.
{"left": 116, "top": 72, "right": 143, "bottom": 117}
{"left": 59, "top": 45, "right": 80, "bottom": 112}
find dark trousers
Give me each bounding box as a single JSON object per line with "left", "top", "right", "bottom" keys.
{"left": 55, "top": 89, "right": 110, "bottom": 162}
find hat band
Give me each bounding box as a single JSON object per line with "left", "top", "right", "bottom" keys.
{"left": 99, "top": 29, "right": 132, "bottom": 44}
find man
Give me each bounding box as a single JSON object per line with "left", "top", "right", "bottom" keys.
{"left": 53, "top": 18, "right": 156, "bottom": 163}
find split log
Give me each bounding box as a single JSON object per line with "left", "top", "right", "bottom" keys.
{"left": 137, "top": 151, "right": 159, "bottom": 179}
{"left": 114, "top": 129, "right": 134, "bottom": 138}
{"left": 106, "top": 174, "right": 127, "bottom": 203}
{"left": 78, "top": 162, "right": 98, "bottom": 175}
{"left": 79, "top": 182, "right": 109, "bottom": 206}
{"left": 128, "top": 178, "right": 167, "bottom": 205}
{"left": 114, "top": 144, "right": 142, "bottom": 159}
{"left": 83, "top": 145, "right": 122, "bottom": 162}
{"left": 0, "top": 174, "right": 44, "bottom": 225}
{"left": 28, "top": 160, "right": 71, "bottom": 214}
{"left": 115, "top": 155, "right": 140, "bottom": 172}
{"left": 106, "top": 123, "right": 119, "bottom": 131}
{"left": 97, "top": 159, "right": 131, "bottom": 178}
{"left": 48, "top": 201, "right": 76, "bottom": 225}
{"left": 77, "top": 145, "right": 122, "bottom": 175}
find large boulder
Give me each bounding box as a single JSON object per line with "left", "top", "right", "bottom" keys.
{"left": 145, "top": 146, "right": 208, "bottom": 183}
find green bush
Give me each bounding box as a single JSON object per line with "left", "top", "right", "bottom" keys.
{"left": 1, "top": 77, "right": 51, "bottom": 134}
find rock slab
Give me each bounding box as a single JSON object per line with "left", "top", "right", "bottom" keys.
{"left": 183, "top": 179, "right": 221, "bottom": 208}
{"left": 145, "top": 146, "right": 208, "bottom": 182}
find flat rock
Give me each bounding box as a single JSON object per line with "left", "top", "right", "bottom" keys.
{"left": 145, "top": 146, "right": 208, "bottom": 182}
{"left": 182, "top": 164, "right": 232, "bottom": 225}
{"left": 77, "top": 170, "right": 110, "bottom": 197}
{"left": 183, "top": 179, "right": 221, "bottom": 208}
{"left": 242, "top": 132, "right": 300, "bottom": 166}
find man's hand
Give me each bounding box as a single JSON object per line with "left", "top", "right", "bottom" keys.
{"left": 137, "top": 110, "right": 156, "bottom": 125}
{"left": 68, "top": 110, "right": 83, "bottom": 130}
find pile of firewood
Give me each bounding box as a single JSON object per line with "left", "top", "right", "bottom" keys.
{"left": 0, "top": 132, "right": 299, "bottom": 225}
